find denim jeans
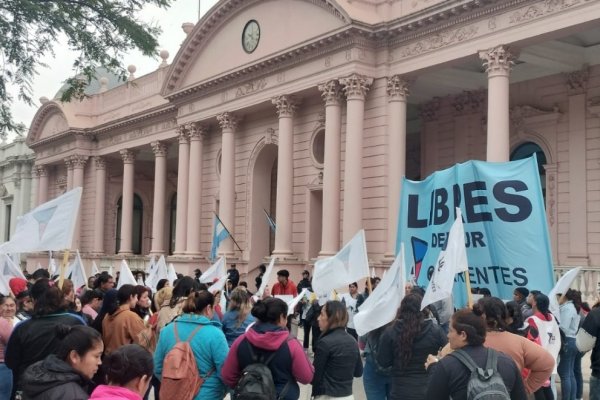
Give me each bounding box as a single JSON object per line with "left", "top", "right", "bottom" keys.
{"left": 0, "top": 363, "right": 12, "bottom": 400}
{"left": 557, "top": 337, "right": 577, "bottom": 400}
{"left": 363, "top": 354, "right": 391, "bottom": 400}
{"left": 591, "top": 375, "right": 600, "bottom": 400}
{"left": 573, "top": 351, "right": 583, "bottom": 399}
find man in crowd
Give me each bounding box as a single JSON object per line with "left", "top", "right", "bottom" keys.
{"left": 227, "top": 263, "right": 240, "bottom": 288}
{"left": 271, "top": 269, "right": 298, "bottom": 296}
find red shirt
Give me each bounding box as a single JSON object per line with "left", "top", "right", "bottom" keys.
{"left": 271, "top": 279, "right": 298, "bottom": 296}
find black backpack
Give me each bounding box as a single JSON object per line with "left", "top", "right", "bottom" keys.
{"left": 449, "top": 348, "right": 511, "bottom": 400}
{"left": 233, "top": 339, "right": 291, "bottom": 400}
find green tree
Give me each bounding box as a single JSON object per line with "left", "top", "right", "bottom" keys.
{"left": 0, "top": 0, "right": 171, "bottom": 135}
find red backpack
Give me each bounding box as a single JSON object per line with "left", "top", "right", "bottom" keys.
{"left": 159, "top": 323, "right": 212, "bottom": 400}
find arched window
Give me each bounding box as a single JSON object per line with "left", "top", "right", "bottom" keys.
{"left": 115, "top": 194, "right": 144, "bottom": 254}
{"left": 169, "top": 193, "right": 177, "bottom": 255}
{"left": 510, "top": 142, "right": 547, "bottom": 201}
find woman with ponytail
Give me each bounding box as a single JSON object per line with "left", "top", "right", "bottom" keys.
{"left": 377, "top": 293, "right": 447, "bottom": 400}
{"left": 90, "top": 344, "right": 153, "bottom": 400}
{"left": 221, "top": 287, "right": 255, "bottom": 346}
{"left": 21, "top": 325, "right": 103, "bottom": 399}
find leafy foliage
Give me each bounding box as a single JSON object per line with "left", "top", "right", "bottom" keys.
{"left": 0, "top": 0, "right": 171, "bottom": 136}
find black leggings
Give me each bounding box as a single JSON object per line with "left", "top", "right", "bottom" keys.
{"left": 533, "top": 385, "right": 554, "bottom": 400}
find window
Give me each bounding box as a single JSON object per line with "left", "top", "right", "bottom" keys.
{"left": 115, "top": 194, "right": 144, "bottom": 254}
{"left": 510, "top": 142, "right": 547, "bottom": 201}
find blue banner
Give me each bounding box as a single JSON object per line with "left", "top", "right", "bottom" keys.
{"left": 396, "top": 156, "right": 554, "bottom": 307}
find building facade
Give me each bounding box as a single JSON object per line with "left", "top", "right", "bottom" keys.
{"left": 25, "top": 0, "right": 600, "bottom": 297}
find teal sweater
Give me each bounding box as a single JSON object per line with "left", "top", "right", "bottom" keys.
{"left": 154, "top": 314, "right": 229, "bottom": 400}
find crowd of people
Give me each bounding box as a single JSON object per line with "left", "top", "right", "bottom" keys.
{"left": 1, "top": 264, "right": 600, "bottom": 400}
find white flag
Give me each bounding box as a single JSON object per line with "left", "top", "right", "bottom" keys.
{"left": 167, "top": 263, "right": 178, "bottom": 285}
{"left": 108, "top": 264, "right": 114, "bottom": 277}
{"left": 312, "top": 230, "right": 370, "bottom": 296}
{"left": 354, "top": 244, "right": 407, "bottom": 336}
{"left": 255, "top": 257, "right": 276, "bottom": 298}
{"left": 0, "top": 253, "right": 25, "bottom": 280}
{"left": 200, "top": 257, "right": 227, "bottom": 283}
{"left": 549, "top": 267, "right": 581, "bottom": 323}
{"left": 0, "top": 274, "right": 10, "bottom": 296}
{"left": 219, "top": 285, "right": 228, "bottom": 311}
{"left": 69, "top": 250, "right": 88, "bottom": 290}
{"left": 208, "top": 273, "right": 228, "bottom": 294}
{"left": 286, "top": 288, "right": 309, "bottom": 316}
{"left": 91, "top": 261, "right": 100, "bottom": 276}
{"left": 421, "top": 208, "right": 468, "bottom": 311}
{"left": 146, "top": 256, "right": 156, "bottom": 274}
{"left": 117, "top": 259, "right": 137, "bottom": 289}
{"left": 0, "top": 187, "right": 82, "bottom": 253}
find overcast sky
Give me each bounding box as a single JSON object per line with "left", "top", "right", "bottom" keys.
{"left": 8, "top": 0, "right": 219, "bottom": 140}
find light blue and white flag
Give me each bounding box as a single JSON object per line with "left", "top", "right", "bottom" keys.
{"left": 210, "top": 215, "right": 230, "bottom": 261}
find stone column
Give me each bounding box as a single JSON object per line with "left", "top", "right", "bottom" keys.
{"left": 71, "top": 155, "right": 87, "bottom": 250}
{"left": 37, "top": 165, "right": 49, "bottom": 205}
{"left": 119, "top": 149, "right": 136, "bottom": 255}
{"left": 216, "top": 112, "right": 238, "bottom": 257}
{"left": 174, "top": 125, "right": 190, "bottom": 255}
{"left": 20, "top": 164, "right": 32, "bottom": 215}
{"left": 65, "top": 158, "right": 74, "bottom": 190}
{"left": 318, "top": 80, "right": 343, "bottom": 256}
{"left": 385, "top": 76, "right": 410, "bottom": 259}
{"left": 31, "top": 167, "right": 39, "bottom": 209}
{"left": 151, "top": 141, "right": 168, "bottom": 255}
{"left": 93, "top": 157, "right": 106, "bottom": 254}
{"left": 340, "top": 74, "right": 372, "bottom": 243}
{"left": 479, "top": 45, "right": 517, "bottom": 162}
{"left": 186, "top": 124, "right": 206, "bottom": 255}
{"left": 272, "top": 95, "right": 298, "bottom": 258}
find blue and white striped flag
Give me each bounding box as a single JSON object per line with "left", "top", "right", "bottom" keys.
{"left": 210, "top": 215, "right": 230, "bottom": 261}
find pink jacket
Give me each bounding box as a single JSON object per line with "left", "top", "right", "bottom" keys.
{"left": 89, "top": 385, "right": 142, "bottom": 400}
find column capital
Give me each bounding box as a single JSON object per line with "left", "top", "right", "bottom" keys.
{"left": 340, "top": 74, "right": 373, "bottom": 100}
{"left": 318, "top": 80, "right": 343, "bottom": 106}
{"left": 64, "top": 157, "right": 74, "bottom": 170}
{"left": 386, "top": 75, "right": 410, "bottom": 101}
{"left": 189, "top": 123, "right": 208, "bottom": 141}
{"left": 217, "top": 112, "right": 239, "bottom": 131}
{"left": 272, "top": 95, "right": 299, "bottom": 118}
{"left": 70, "top": 154, "right": 88, "bottom": 169}
{"left": 176, "top": 125, "right": 189, "bottom": 144}
{"left": 151, "top": 141, "right": 169, "bottom": 157}
{"left": 564, "top": 66, "right": 589, "bottom": 95}
{"left": 479, "top": 45, "right": 519, "bottom": 76}
{"left": 120, "top": 149, "right": 136, "bottom": 164}
{"left": 36, "top": 165, "right": 48, "bottom": 177}
{"left": 94, "top": 156, "right": 106, "bottom": 170}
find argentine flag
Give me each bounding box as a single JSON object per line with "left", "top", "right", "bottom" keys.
{"left": 210, "top": 216, "right": 230, "bottom": 261}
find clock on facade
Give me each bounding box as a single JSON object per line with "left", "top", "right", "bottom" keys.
{"left": 242, "top": 20, "right": 260, "bottom": 53}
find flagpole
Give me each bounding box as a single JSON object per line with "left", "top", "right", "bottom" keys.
{"left": 58, "top": 250, "right": 70, "bottom": 290}
{"left": 213, "top": 212, "right": 243, "bottom": 253}
{"left": 464, "top": 270, "right": 474, "bottom": 308}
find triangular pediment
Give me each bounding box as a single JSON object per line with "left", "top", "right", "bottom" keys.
{"left": 163, "top": 0, "right": 349, "bottom": 95}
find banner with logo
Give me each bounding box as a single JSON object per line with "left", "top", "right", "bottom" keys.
{"left": 396, "top": 156, "right": 554, "bottom": 307}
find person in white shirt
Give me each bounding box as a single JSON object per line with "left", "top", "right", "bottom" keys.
{"left": 340, "top": 282, "right": 359, "bottom": 340}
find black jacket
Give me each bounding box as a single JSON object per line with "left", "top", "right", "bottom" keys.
{"left": 311, "top": 327, "right": 363, "bottom": 397}
{"left": 228, "top": 268, "right": 240, "bottom": 287}
{"left": 296, "top": 279, "right": 312, "bottom": 293}
{"left": 6, "top": 312, "right": 85, "bottom": 390}
{"left": 21, "top": 354, "right": 91, "bottom": 400}
{"left": 425, "top": 345, "right": 527, "bottom": 400}
{"left": 378, "top": 319, "right": 447, "bottom": 400}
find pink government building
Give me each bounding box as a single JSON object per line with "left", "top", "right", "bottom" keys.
{"left": 24, "top": 0, "right": 600, "bottom": 298}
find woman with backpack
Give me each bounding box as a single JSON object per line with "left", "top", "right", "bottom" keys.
{"left": 154, "top": 290, "right": 229, "bottom": 400}
{"left": 90, "top": 344, "right": 153, "bottom": 400}
{"left": 425, "top": 309, "right": 527, "bottom": 400}
{"left": 377, "top": 293, "right": 447, "bottom": 400}
{"left": 221, "top": 297, "right": 314, "bottom": 400}
{"left": 360, "top": 324, "right": 392, "bottom": 400}
{"left": 312, "top": 300, "right": 363, "bottom": 400}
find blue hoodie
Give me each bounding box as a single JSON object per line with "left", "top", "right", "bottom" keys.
{"left": 154, "top": 314, "right": 229, "bottom": 400}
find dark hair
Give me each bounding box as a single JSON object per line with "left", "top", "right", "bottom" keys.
{"left": 565, "top": 289, "right": 582, "bottom": 313}
{"left": 32, "top": 268, "right": 50, "bottom": 281}
{"left": 276, "top": 269, "right": 289, "bottom": 278}
{"left": 479, "top": 288, "right": 492, "bottom": 297}
{"left": 505, "top": 301, "right": 524, "bottom": 334}
{"left": 55, "top": 324, "right": 103, "bottom": 361}
{"left": 94, "top": 272, "right": 113, "bottom": 289}
{"left": 156, "top": 279, "right": 169, "bottom": 292}
{"left": 251, "top": 297, "right": 288, "bottom": 324}
{"left": 135, "top": 285, "right": 151, "bottom": 301}
{"left": 31, "top": 278, "right": 67, "bottom": 316}
{"left": 93, "top": 289, "right": 119, "bottom": 331}
{"left": 533, "top": 292, "right": 551, "bottom": 317}
{"left": 104, "top": 344, "right": 153, "bottom": 386}
{"left": 349, "top": 282, "right": 358, "bottom": 288}
{"left": 322, "top": 300, "right": 348, "bottom": 332}
{"left": 170, "top": 276, "right": 198, "bottom": 308}
{"left": 116, "top": 284, "right": 136, "bottom": 306}
{"left": 81, "top": 289, "right": 104, "bottom": 306}
{"left": 529, "top": 290, "right": 541, "bottom": 297}
{"left": 239, "top": 281, "right": 248, "bottom": 289}
{"left": 182, "top": 290, "right": 214, "bottom": 314}
{"left": 473, "top": 297, "right": 508, "bottom": 331}
{"left": 451, "top": 309, "right": 486, "bottom": 346}
{"left": 258, "top": 264, "right": 266, "bottom": 273}
{"left": 395, "top": 293, "right": 424, "bottom": 369}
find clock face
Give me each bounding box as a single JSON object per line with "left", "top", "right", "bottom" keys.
{"left": 242, "top": 20, "right": 260, "bottom": 54}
